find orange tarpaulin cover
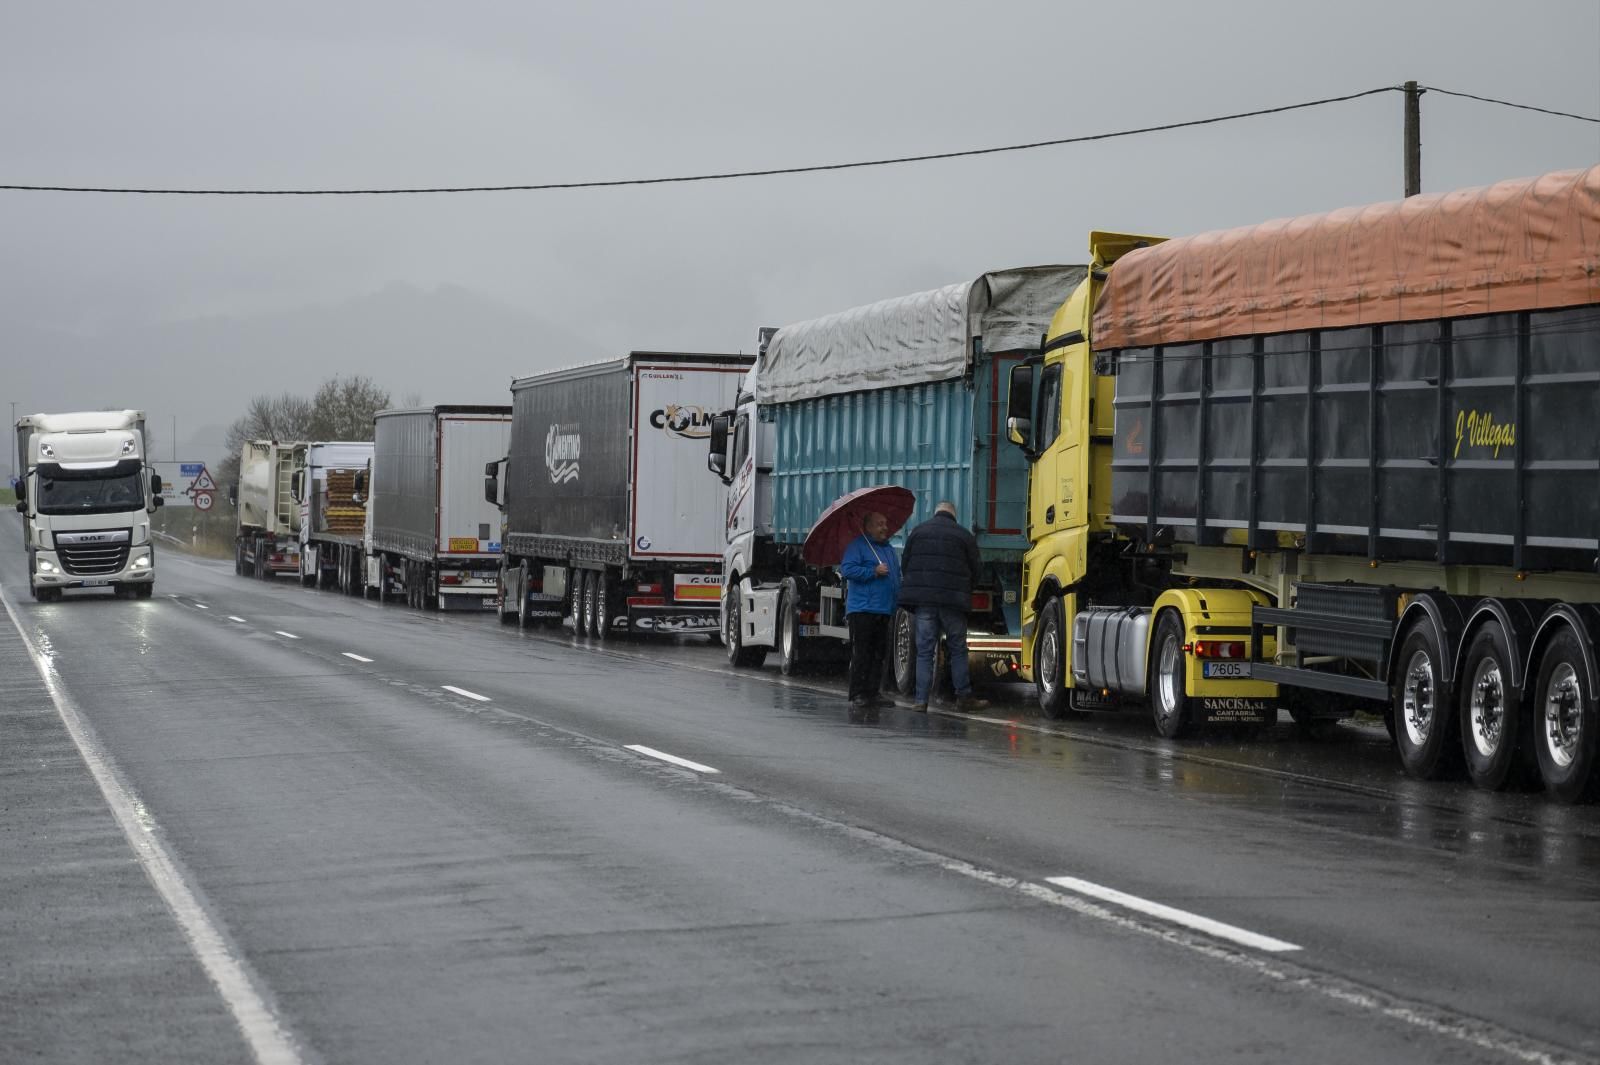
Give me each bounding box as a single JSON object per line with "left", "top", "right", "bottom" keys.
{"left": 1092, "top": 166, "right": 1600, "bottom": 350}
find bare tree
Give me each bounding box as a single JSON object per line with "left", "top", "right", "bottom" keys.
{"left": 306, "top": 375, "right": 390, "bottom": 441}
{"left": 217, "top": 392, "right": 316, "bottom": 491}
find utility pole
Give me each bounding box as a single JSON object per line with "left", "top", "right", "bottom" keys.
{"left": 1404, "top": 80, "right": 1423, "bottom": 198}
{"left": 9, "top": 401, "right": 16, "bottom": 481}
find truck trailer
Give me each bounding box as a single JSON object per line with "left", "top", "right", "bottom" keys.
{"left": 707, "top": 267, "right": 1084, "bottom": 688}
{"left": 490, "top": 352, "right": 751, "bottom": 637}
{"left": 13, "top": 410, "right": 163, "bottom": 600}
{"left": 366, "top": 406, "right": 510, "bottom": 610}
{"left": 234, "top": 439, "right": 304, "bottom": 579}
{"left": 292, "top": 441, "right": 373, "bottom": 593}
{"left": 1005, "top": 165, "right": 1600, "bottom": 801}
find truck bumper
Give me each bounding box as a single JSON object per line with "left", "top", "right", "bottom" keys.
{"left": 32, "top": 547, "right": 156, "bottom": 590}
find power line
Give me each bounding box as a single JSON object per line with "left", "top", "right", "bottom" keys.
{"left": 1420, "top": 85, "right": 1600, "bottom": 124}
{"left": 0, "top": 87, "right": 1403, "bottom": 197}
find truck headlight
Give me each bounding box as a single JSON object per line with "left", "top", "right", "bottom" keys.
{"left": 132, "top": 556, "right": 151, "bottom": 570}
{"left": 37, "top": 559, "right": 56, "bottom": 573}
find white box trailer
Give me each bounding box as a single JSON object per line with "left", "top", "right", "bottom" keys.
{"left": 489, "top": 351, "right": 752, "bottom": 638}
{"left": 366, "top": 406, "right": 511, "bottom": 610}
{"left": 233, "top": 439, "right": 304, "bottom": 579}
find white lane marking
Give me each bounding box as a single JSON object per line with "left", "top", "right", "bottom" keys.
{"left": 194, "top": 603, "right": 210, "bottom": 610}
{"left": 624, "top": 744, "right": 720, "bottom": 774}
{"left": 0, "top": 588, "right": 307, "bottom": 1065}
{"left": 228, "top": 616, "right": 248, "bottom": 624}
{"left": 273, "top": 632, "right": 299, "bottom": 640}
{"left": 341, "top": 652, "right": 373, "bottom": 663}
{"left": 1044, "top": 875, "right": 1301, "bottom": 953}
{"left": 441, "top": 685, "right": 490, "bottom": 702}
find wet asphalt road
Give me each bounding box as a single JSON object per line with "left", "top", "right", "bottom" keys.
{"left": 4, "top": 519, "right": 1599, "bottom": 1064}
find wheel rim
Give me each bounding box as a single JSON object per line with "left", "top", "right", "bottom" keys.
{"left": 1038, "top": 617, "right": 1060, "bottom": 696}
{"left": 1402, "top": 649, "right": 1436, "bottom": 747}
{"left": 780, "top": 597, "right": 794, "bottom": 660}
{"left": 895, "top": 612, "right": 912, "bottom": 685}
{"left": 582, "top": 578, "right": 595, "bottom": 634}
{"left": 594, "top": 573, "right": 608, "bottom": 637}
{"left": 1468, "top": 655, "right": 1506, "bottom": 759}
{"left": 726, "top": 596, "right": 741, "bottom": 655}
{"left": 1156, "top": 633, "right": 1181, "bottom": 722}
{"left": 1544, "top": 662, "right": 1583, "bottom": 770}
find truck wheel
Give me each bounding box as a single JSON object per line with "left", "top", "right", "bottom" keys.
{"left": 1392, "top": 620, "right": 1461, "bottom": 779}
{"left": 300, "top": 553, "right": 315, "bottom": 588}
{"left": 574, "top": 571, "right": 592, "bottom": 637}
{"left": 1532, "top": 627, "right": 1599, "bottom": 803}
{"left": 891, "top": 607, "right": 916, "bottom": 695}
{"left": 725, "top": 588, "right": 768, "bottom": 668}
{"left": 423, "top": 566, "right": 439, "bottom": 611}
{"left": 1035, "top": 598, "right": 1070, "bottom": 720}
{"left": 1149, "top": 610, "right": 1194, "bottom": 738}
{"left": 777, "top": 585, "right": 802, "bottom": 676}
{"left": 593, "top": 569, "right": 612, "bottom": 641}
{"left": 235, "top": 542, "right": 245, "bottom": 576}
{"left": 506, "top": 564, "right": 524, "bottom": 626}
{"left": 1459, "top": 623, "right": 1533, "bottom": 790}
{"left": 253, "top": 538, "right": 266, "bottom": 579}
{"left": 137, "top": 584, "right": 153, "bottom": 599}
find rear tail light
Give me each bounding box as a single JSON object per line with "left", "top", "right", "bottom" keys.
{"left": 798, "top": 610, "right": 819, "bottom": 624}
{"left": 1186, "top": 640, "right": 1246, "bottom": 659}
{"left": 270, "top": 553, "right": 284, "bottom": 563}
{"left": 627, "top": 596, "right": 666, "bottom": 607}
{"left": 970, "top": 591, "right": 993, "bottom": 612}
{"left": 441, "top": 575, "right": 461, "bottom": 585}
{"left": 636, "top": 583, "right": 661, "bottom": 594}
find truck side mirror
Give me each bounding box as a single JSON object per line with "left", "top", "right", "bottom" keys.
{"left": 13, "top": 481, "right": 24, "bottom": 504}
{"left": 149, "top": 473, "right": 164, "bottom": 495}
{"left": 227, "top": 483, "right": 238, "bottom": 507}
{"left": 1006, "top": 363, "right": 1036, "bottom": 453}
{"left": 707, "top": 413, "right": 731, "bottom": 483}
{"left": 289, "top": 470, "right": 303, "bottom": 503}
{"left": 352, "top": 469, "right": 368, "bottom": 503}
{"left": 151, "top": 495, "right": 164, "bottom": 509}
{"left": 484, "top": 458, "right": 502, "bottom": 509}
{"left": 13, "top": 500, "right": 24, "bottom": 513}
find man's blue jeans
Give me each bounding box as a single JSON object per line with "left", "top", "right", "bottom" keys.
{"left": 914, "top": 604, "right": 971, "bottom": 703}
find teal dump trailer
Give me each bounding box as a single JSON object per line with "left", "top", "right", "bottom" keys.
{"left": 708, "top": 265, "right": 1086, "bottom": 689}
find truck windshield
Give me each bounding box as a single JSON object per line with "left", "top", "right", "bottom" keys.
{"left": 37, "top": 463, "right": 145, "bottom": 515}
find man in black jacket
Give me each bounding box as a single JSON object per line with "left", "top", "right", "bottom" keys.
{"left": 898, "top": 501, "right": 990, "bottom": 712}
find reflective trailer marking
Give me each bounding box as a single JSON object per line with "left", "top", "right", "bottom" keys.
{"left": 1044, "top": 875, "right": 1301, "bottom": 953}
{"left": 341, "top": 652, "right": 373, "bottom": 663}
{"left": 274, "top": 631, "right": 299, "bottom": 640}
{"left": 625, "top": 745, "right": 720, "bottom": 774}
{"left": 194, "top": 604, "right": 209, "bottom": 610}
{"left": 441, "top": 685, "right": 490, "bottom": 702}
{"left": 228, "top": 616, "right": 247, "bottom": 624}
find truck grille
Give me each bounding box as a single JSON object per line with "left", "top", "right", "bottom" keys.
{"left": 55, "top": 529, "right": 132, "bottom": 576}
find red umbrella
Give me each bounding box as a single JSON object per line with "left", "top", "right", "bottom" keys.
{"left": 801, "top": 484, "right": 916, "bottom": 567}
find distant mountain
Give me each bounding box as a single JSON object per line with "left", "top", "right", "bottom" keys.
{"left": 1, "top": 283, "right": 606, "bottom": 473}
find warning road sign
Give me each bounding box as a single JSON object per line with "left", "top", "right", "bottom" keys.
{"left": 189, "top": 467, "right": 217, "bottom": 493}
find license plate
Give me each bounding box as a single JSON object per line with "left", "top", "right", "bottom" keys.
{"left": 81, "top": 579, "right": 107, "bottom": 587}
{"left": 1203, "top": 660, "right": 1252, "bottom": 679}
{"left": 798, "top": 624, "right": 820, "bottom": 637}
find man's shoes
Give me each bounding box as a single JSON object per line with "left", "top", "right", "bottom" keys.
{"left": 871, "top": 696, "right": 896, "bottom": 709}
{"left": 911, "top": 703, "right": 928, "bottom": 713}
{"left": 954, "top": 694, "right": 991, "bottom": 712}
{"left": 850, "top": 696, "right": 874, "bottom": 710}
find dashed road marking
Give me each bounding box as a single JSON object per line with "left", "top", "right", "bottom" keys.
{"left": 194, "top": 603, "right": 210, "bottom": 610}
{"left": 625, "top": 744, "right": 720, "bottom": 774}
{"left": 274, "top": 631, "right": 299, "bottom": 640}
{"left": 341, "top": 652, "right": 373, "bottom": 663}
{"left": 228, "top": 616, "right": 247, "bottom": 624}
{"left": 1045, "top": 875, "right": 1300, "bottom": 953}
{"left": 441, "top": 685, "right": 490, "bottom": 702}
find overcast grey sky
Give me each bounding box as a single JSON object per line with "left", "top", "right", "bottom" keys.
{"left": 3, "top": 1, "right": 1597, "bottom": 470}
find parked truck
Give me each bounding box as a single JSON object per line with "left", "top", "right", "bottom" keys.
{"left": 1004, "top": 165, "right": 1600, "bottom": 801}
{"left": 706, "top": 266, "right": 1084, "bottom": 687}
{"left": 13, "top": 410, "right": 164, "bottom": 600}
{"left": 365, "top": 406, "right": 510, "bottom": 610}
{"left": 234, "top": 439, "right": 304, "bottom": 579}
{"left": 291, "top": 441, "right": 374, "bottom": 593}
{"left": 489, "top": 351, "right": 751, "bottom": 637}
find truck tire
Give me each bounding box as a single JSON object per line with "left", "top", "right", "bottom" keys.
{"left": 1531, "top": 626, "right": 1599, "bottom": 803}
{"left": 137, "top": 584, "right": 153, "bottom": 599}
{"left": 777, "top": 583, "right": 802, "bottom": 676}
{"left": 506, "top": 564, "right": 523, "bottom": 626}
{"left": 891, "top": 607, "right": 916, "bottom": 695}
{"left": 235, "top": 541, "right": 245, "bottom": 576}
{"left": 725, "top": 587, "right": 768, "bottom": 668}
{"left": 574, "top": 571, "right": 592, "bottom": 637}
{"left": 1459, "top": 623, "right": 1533, "bottom": 790}
{"left": 253, "top": 537, "right": 267, "bottom": 579}
{"left": 1392, "top": 620, "right": 1461, "bottom": 779}
{"left": 300, "top": 551, "right": 315, "bottom": 588}
{"left": 1034, "top": 598, "right": 1070, "bottom": 720}
{"left": 593, "top": 568, "right": 612, "bottom": 641}
{"left": 423, "top": 566, "right": 438, "bottom": 611}
{"left": 1149, "top": 610, "right": 1194, "bottom": 738}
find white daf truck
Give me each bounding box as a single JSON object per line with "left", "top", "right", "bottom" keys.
{"left": 13, "top": 410, "right": 164, "bottom": 601}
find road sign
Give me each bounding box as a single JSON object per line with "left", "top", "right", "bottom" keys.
{"left": 180, "top": 463, "right": 203, "bottom": 477}
{"left": 190, "top": 467, "right": 217, "bottom": 492}
{"left": 193, "top": 491, "right": 214, "bottom": 512}
{"left": 153, "top": 461, "right": 205, "bottom": 508}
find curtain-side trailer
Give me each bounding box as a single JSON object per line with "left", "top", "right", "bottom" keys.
{"left": 1007, "top": 166, "right": 1600, "bottom": 801}
{"left": 366, "top": 406, "right": 511, "bottom": 610}
{"left": 707, "top": 267, "right": 1084, "bottom": 689}
{"left": 489, "top": 351, "right": 751, "bottom": 638}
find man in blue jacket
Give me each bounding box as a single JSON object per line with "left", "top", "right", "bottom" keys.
{"left": 839, "top": 510, "right": 900, "bottom": 710}
{"left": 899, "top": 501, "right": 989, "bottom": 712}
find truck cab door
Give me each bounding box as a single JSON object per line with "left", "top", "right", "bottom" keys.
{"left": 1028, "top": 364, "right": 1065, "bottom": 535}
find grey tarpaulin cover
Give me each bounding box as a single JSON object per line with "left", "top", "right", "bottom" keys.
{"left": 757, "top": 265, "right": 1087, "bottom": 404}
